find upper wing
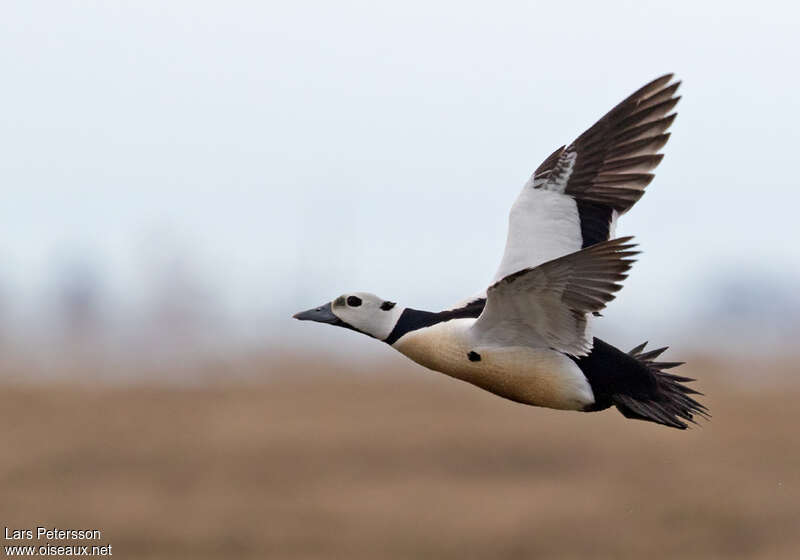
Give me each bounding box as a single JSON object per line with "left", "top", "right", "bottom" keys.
{"left": 473, "top": 237, "right": 638, "bottom": 356}
{"left": 492, "top": 74, "right": 679, "bottom": 284}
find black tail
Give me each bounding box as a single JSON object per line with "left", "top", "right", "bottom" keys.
{"left": 572, "top": 338, "right": 709, "bottom": 430}
{"left": 612, "top": 342, "right": 709, "bottom": 429}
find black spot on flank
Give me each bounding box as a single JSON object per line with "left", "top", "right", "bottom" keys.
{"left": 346, "top": 295, "right": 362, "bottom": 307}
{"left": 384, "top": 298, "right": 486, "bottom": 345}
{"left": 380, "top": 301, "right": 396, "bottom": 311}
{"left": 576, "top": 201, "right": 613, "bottom": 248}
{"left": 468, "top": 351, "right": 481, "bottom": 362}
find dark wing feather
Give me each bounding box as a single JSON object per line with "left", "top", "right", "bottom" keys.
{"left": 476, "top": 237, "right": 639, "bottom": 356}
{"left": 529, "top": 74, "right": 680, "bottom": 246}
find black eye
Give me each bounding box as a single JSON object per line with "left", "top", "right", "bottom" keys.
{"left": 380, "top": 301, "right": 396, "bottom": 311}
{"left": 346, "top": 296, "right": 362, "bottom": 307}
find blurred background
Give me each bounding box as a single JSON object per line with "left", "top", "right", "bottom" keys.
{"left": 1, "top": 1, "right": 798, "bottom": 558}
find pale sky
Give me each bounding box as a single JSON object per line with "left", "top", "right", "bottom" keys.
{"left": 1, "top": 1, "right": 798, "bottom": 353}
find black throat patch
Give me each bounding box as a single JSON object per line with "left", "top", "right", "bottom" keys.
{"left": 384, "top": 298, "right": 486, "bottom": 345}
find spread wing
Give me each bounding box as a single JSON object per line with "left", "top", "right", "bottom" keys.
{"left": 473, "top": 237, "right": 638, "bottom": 356}
{"left": 492, "top": 74, "right": 679, "bottom": 284}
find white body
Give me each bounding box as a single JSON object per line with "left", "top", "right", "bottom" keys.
{"left": 392, "top": 319, "right": 595, "bottom": 411}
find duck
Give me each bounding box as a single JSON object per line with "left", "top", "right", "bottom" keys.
{"left": 294, "top": 74, "right": 707, "bottom": 429}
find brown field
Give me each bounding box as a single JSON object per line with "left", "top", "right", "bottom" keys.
{"left": 1, "top": 355, "right": 799, "bottom": 559}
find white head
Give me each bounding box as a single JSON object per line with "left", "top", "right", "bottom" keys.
{"left": 293, "top": 292, "right": 404, "bottom": 341}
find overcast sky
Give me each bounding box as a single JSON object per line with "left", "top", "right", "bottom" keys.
{"left": 1, "top": 1, "right": 798, "bottom": 352}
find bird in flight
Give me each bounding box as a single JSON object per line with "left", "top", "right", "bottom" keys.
{"left": 294, "top": 74, "right": 707, "bottom": 429}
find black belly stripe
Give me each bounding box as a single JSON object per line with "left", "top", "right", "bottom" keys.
{"left": 576, "top": 201, "right": 613, "bottom": 248}
{"left": 384, "top": 298, "right": 486, "bottom": 345}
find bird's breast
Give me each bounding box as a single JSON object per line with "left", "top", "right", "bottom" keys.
{"left": 391, "top": 319, "right": 594, "bottom": 410}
